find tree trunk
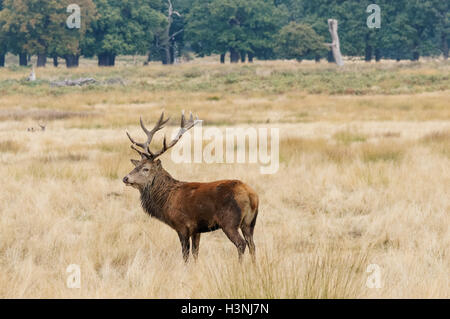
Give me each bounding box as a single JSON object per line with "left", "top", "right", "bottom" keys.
{"left": 364, "top": 34, "right": 372, "bottom": 62}
{"left": 19, "top": 53, "right": 28, "bottom": 66}
{"left": 411, "top": 48, "right": 420, "bottom": 61}
{"left": 163, "top": 45, "right": 171, "bottom": 65}
{"left": 365, "top": 48, "right": 372, "bottom": 61}
{"left": 172, "top": 43, "right": 178, "bottom": 64}
{"left": 327, "top": 50, "right": 334, "bottom": 63}
{"left": 98, "top": 53, "right": 115, "bottom": 66}
{"left": 64, "top": 54, "right": 79, "bottom": 68}
{"left": 375, "top": 48, "right": 382, "bottom": 62}
{"left": 161, "top": 0, "right": 178, "bottom": 65}
{"left": 37, "top": 53, "right": 47, "bottom": 67}
{"left": 220, "top": 53, "right": 226, "bottom": 64}
{"left": 240, "top": 52, "right": 246, "bottom": 63}
{"left": 170, "top": 44, "right": 176, "bottom": 64}
{"left": 0, "top": 54, "right": 5, "bottom": 67}
{"left": 327, "top": 19, "right": 344, "bottom": 66}
{"left": 315, "top": 55, "right": 321, "bottom": 63}
{"left": 230, "top": 48, "right": 240, "bottom": 63}
{"left": 442, "top": 34, "right": 448, "bottom": 60}
{"left": 53, "top": 56, "right": 59, "bottom": 67}
{"left": 248, "top": 53, "right": 254, "bottom": 63}
{"left": 411, "top": 41, "right": 420, "bottom": 61}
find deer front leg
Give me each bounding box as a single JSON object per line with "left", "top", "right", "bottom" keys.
{"left": 177, "top": 231, "right": 190, "bottom": 263}
{"left": 191, "top": 233, "right": 201, "bottom": 261}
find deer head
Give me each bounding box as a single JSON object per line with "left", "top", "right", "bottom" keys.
{"left": 123, "top": 111, "right": 201, "bottom": 189}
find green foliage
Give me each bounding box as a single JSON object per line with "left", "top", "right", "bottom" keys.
{"left": 84, "top": 0, "right": 166, "bottom": 58}
{"left": 186, "top": 0, "right": 287, "bottom": 59}
{"left": 0, "top": 0, "right": 96, "bottom": 57}
{"left": 0, "top": 0, "right": 5, "bottom": 54}
{"left": 275, "top": 22, "right": 327, "bottom": 61}
{"left": 282, "top": 0, "right": 448, "bottom": 61}
{"left": 0, "top": 0, "right": 448, "bottom": 65}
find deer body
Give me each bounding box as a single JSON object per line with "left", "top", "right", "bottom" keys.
{"left": 123, "top": 112, "right": 259, "bottom": 262}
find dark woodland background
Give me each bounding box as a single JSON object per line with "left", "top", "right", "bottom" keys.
{"left": 0, "top": 0, "right": 448, "bottom": 67}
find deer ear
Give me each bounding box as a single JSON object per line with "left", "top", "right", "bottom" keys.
{"left": 130, "top": 159, "right": 140, "bottom": 167}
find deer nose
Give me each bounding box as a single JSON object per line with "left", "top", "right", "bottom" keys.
{"left": 123, "top": 176, "right": 129, "bottom": 184}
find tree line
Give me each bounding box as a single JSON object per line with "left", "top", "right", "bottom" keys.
{"left": 0, "top": 0, "right": 448, "bottom": 68}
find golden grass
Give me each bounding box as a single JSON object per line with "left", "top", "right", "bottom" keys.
{"left": 421, "top": 130, "right": 450, "bottom": 158}
{"left": 360, "top": 142, "right": 406, "bottom": 163}
{"left": 0, "top": 59, "right": 449, "bottom": 127}
{"left": 0, "top": 140, "right": 21, "bottom": 153}
{"left": 1, "top": 123, "right": 448, "bottom": 298}
{"left": 421, "top": 130, "right": 450, "bottom": 144}
{"left": 333, "top": 130, "right": 368, "bottom": 145}
{"left": 0, "top": 59, "right": 449, "bottom": 298}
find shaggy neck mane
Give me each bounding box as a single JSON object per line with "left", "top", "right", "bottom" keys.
{"left": 139, "top": 169, "right": 179, "bottom": 222}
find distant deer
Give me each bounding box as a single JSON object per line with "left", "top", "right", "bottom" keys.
{"left": 123, "top": 112, "right": 259, "bottom": 263}
{"left": 27, "top": 122, "right": 46, "bottom": 132}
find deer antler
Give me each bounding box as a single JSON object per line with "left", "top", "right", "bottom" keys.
{"left": 127, "top": 111, "right": 201, "bottom": 160}
{"left": 126, "top": 112, "right": 170, "bottom": 159}
{"left": 151, "top": 111, "right": 201, "bottom": 159}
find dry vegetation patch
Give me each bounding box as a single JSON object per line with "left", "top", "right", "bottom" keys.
{"left": 359, "top": 141, "right": 406, "bottom": 163}
{"left": 0, "top": 60, "right": 449, "bottom": 298}
{"left": 421, "top": 130, "right": 450, "bottom": 158}
{"left": 0, "top": 140, "right": 22, "bottom": 153}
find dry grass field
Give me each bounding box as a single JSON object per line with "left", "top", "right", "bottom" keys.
{"left": 0, "top": 57, "right": 449, "bottom": 298}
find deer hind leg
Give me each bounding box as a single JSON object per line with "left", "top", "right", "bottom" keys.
{"left": 191, "top": 233, "right": 201, "bottom": 261}
{"left": 241, "top": 222, "right": 256, "bottom": 263}
{"left": 241, "top": 199, "right": 258, "bottom": 263}
{"left": 222, "top": 226, "right": 246, "bottom": 262}
{"left": 177, "top": 232, "right": 190, "bottom": 263}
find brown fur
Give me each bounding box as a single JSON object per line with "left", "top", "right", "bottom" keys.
{"left": 124, "top": 159, "right": 259, "bottom": 262}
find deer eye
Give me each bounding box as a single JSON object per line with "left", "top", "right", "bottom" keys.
{"left": 142, "top": 168, "right": 149, "bottom": 172}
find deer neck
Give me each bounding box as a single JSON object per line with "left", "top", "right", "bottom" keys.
{"left": 140, "top": 169, "right": 179, "bottom": 222}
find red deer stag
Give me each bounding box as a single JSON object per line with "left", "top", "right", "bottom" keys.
{"left": 123, "top": 112, "right": 259, "bottom": 263}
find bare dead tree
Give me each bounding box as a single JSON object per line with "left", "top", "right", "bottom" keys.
{"left": 161, "top": 0, "right": 183, "bottom": 65}
{"left": 27, "top": 65, "right": 36, "bottom": 82}
{"left": 326, "top": 19, "right": 344, "bottom": 66}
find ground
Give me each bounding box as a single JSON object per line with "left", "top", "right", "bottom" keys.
{"left": 0, "top": 56, "right": 449, "bottom": 298}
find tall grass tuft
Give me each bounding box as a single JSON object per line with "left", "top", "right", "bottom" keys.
{"left": 0, "top": 140, "right": 21, "bottom": 153}
{"left": 333, "top": 130, "right": 367, "bottom": 145}
{"left": 360, "top": 142, "right": 405, "bottom": 163}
